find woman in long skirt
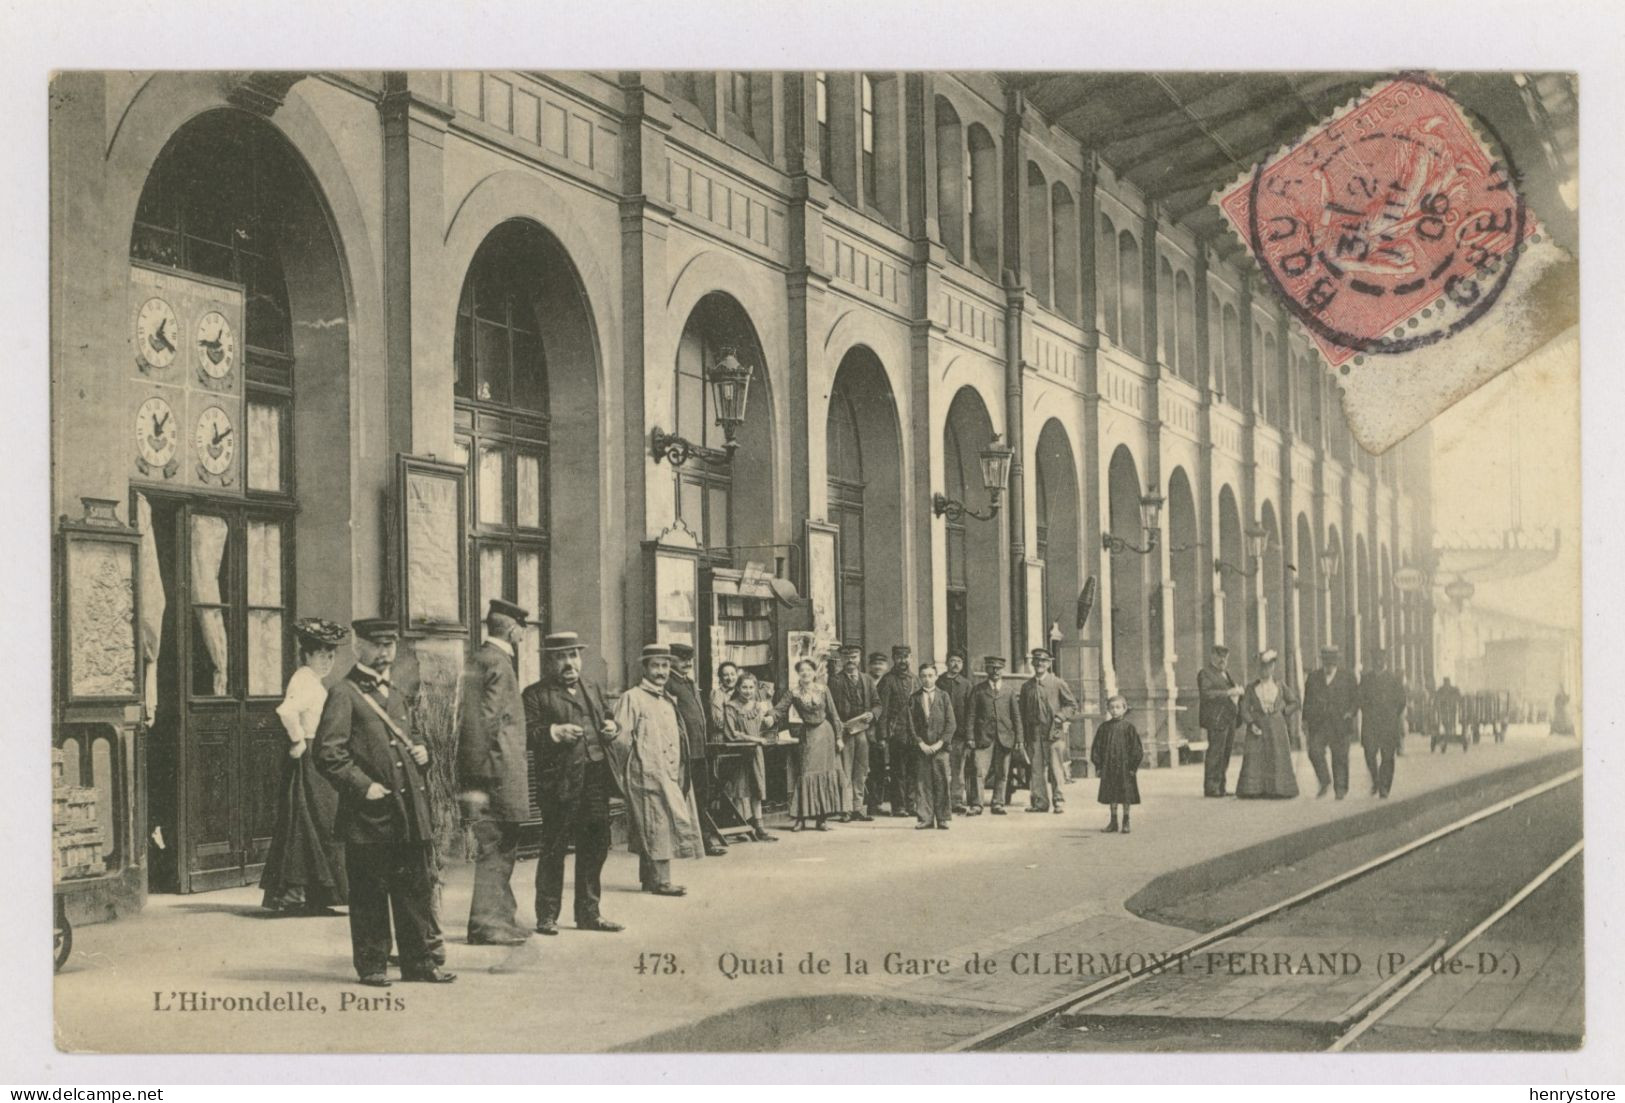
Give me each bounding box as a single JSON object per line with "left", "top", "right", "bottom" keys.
{"left": 260, "top": 618, "right": 350, "bottom": 913}
{"left": 718, "top": 671, "right": 778, "bottom": 842}
{"left": 1236, "top": 649, "right": 1300, "bottom": 799}
{"left": 775, "top": 658, "right": 852, "bottom": 831}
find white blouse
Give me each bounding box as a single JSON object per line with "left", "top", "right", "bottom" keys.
{"left": 276, "top": 666, "right": 328, "bottom": 744}
{"left": 1254, "top": 678, "right": 1282, "bottom": 713}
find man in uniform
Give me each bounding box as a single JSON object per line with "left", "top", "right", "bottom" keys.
{"left": 457, "top": 598, "right": 532, "bottom": 946}
{"left": 910, "top": 662, "right": 955, "bottom": 830}
{"left": 876, "top": 645, "right": 918, "bottom": 817}
{"left": 1301, "top": 645, "right": 1359, "bottom": 799}
{"left": 826, "top": 644, "right": 879, "bottom": 822}
{"left": 313, "top": 618, "right": 453, "bottom": 987}
{"left": 610, "top": 644, "right": 703, "bottom": 896}
{"left": 1198, "top": 644, "right": 1244, "bottom": 797}
{"left": 936, "top": 650, "right": 978, "bottom": 815}
{"left": 1357, "top": 650, "right": 1408, "bottom": 798}
{"left": 1019, "top": 647, "right": 1079, "bottom": 814}
{"left": 970, "top": 655, "right": 1022, "bottom": 814}
{"left": 668, "top": 643, "right": 729, "bottom": 856}
{"left": 523, "top": 630, "right": 623, "bottom": 935}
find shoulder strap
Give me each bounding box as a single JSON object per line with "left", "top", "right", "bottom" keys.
{"left": 356, "top": 687, "right": 412, "bottom": 748}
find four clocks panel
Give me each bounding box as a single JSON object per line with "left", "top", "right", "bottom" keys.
{"left": 128, "top": 264, "right": 244, "bottom": 492}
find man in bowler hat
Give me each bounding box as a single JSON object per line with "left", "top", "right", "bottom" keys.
{"left": 313, "top": 618, "right": 453, "bottom": 986}
{"left": 1302, "top": 645, "right": 1359, "bottom": 798}
{"left": 1358, "top": 649, "right": 1408, "bottom": 798}
{"left": 1198, "top": 644, "right": 1244, "bottom": 797}
{"left": 458, "top": 598, "right": 533, "bottom": 945}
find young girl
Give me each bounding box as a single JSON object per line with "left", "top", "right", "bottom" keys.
{"left": 1091, "top": 694, "right": 1143, "bottom": 834}
{"left": 719, "top": 672, "right": 778, "bottom": 842}
{"left": 260, "top": 618, "right": 350, "bottom": 914}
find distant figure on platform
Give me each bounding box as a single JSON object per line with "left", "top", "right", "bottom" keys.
{"left": 1236, "top": 649, "right": 1300, "bottom": 799}
{"left": 261, "top": 617, "right": 350, "bottom": 915}
{"left": 1019, "top": 647, "right": 1079, "bottom": 814}
{"left": 1357, "top": 650, "right": 1408, "bottom": 798}
{"left": 522, "top": 630, "right": 623, "bottom": 936}
{"left": 776, "top": 658, "right": 852, "bottom": 831}
{"left": 1301, "top": 645, "right": 1358, "bottom": 800}
{"left": 1091, "top": 694, "right": 1143, "bottom": 834}
{"left": 971, "top": 655, "right": 1022, "bottom": 814}
{"left": 716, "top": 671, "right": 777, "bottom": 842}
{"left": 457, "top": 598, "right": 533, "bottom": 947}
{"left": 910, "top": 662, "right": 955, "bottom": 830}
{"left": 876, "top": 646, "right": 918, "bottom": 817}
{"left": 1198, "top": 644, "right": 1244, "bottom": 797}
{"left": 313, "top": 617, "right": 452, "bottom": 987}
{"left": 1435, "top": 677, "right": 1463, "bottom": 745}
{"left": 937, "top": 650, "right": 978, "bottom": 815}
{"left": 1551, "top": 687, "right": 1574, "bottom": 736}
{"left": 865, "top": 651, "right": 892, "bottom": 815}
{"left": 611, "top": 644, "right": 703, "bottom": 897}
{"left": 827, "top": 644, "right": 880, "bottom": 823}
{"left": 667, "top": 643, "right": 729, "bottom": 857}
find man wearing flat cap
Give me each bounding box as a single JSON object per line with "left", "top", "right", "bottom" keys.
{"left": 875, "top": 645, "right": 918, "bottom": 816}
{"left": 610, "top": 644, "right": 703, "bottom": 896}
{"left": 827, "top": 644, "right": 880, "bottom": 822}
{"left": 667, "top": 642, "right": 729, "bottom": 855}
{"left": 970, "top": 656, "right": 1022, "bottom": 813}
{"left": 458, "top": 598, "right": 532, "bottom": 945}
{"left": 1198, "top": 644, "right": 1245, "bottom": 797}
{"left": 523, "top": 631, "right": 624, "bottom": 934}
{"left": 937, "top": 650, "right": 977, "bottom": 815}
{"left": 1302, "top": 644, "right": 1359, "bottom": 799}
{"left": 1019, "top": 647, "right": 1079, "bottom": 813}
{"left": 313, "top": 618, "right": 453, "bottom": 987}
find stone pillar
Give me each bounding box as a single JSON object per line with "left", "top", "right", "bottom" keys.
{"left": 1002, "top": 90, "right": 1028, "bottom": 671}
{"left": 1078, "top": 157, "right": 1106, "bottom": 716}
{"left": 1194, "top": 251, "right": 1218, "bottom": 659}
{"left": 1275, "top": 312, "right": 1300, "bottom": 691}
{"left": 1238, "top": 277, "right": 1262, "bottom": 663}
{"left": 1142, "top": 212, "right": 1175, "bottom": 760}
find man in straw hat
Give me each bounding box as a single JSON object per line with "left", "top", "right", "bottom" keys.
{"left": 458, "top": 598, "right": 533, "bottom": 946}
{"left": 523, "top": 630, "right": 624, "bottom": 934}
{"left": 1302, "top": 644, "right": 1359, "bottom": 799}
{"left": 313, "top": 617, "right": 453, "bottom": 987}
{"left": 611, "top": 644, "right": 703, "bottom": 896}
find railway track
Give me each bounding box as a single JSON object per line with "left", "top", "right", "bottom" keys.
{"left": 946, "top": 767, "right": 1583, "bottom": 1052}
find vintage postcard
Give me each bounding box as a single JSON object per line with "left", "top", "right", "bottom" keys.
{"left": 44, "top": 65, "right": 1585, "bottom": 1062}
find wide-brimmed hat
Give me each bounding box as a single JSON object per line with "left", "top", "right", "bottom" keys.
{"left": 295, "top": 618, "right": 348, "bottom": 648}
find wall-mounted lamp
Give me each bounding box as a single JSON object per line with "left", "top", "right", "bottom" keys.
{"left": 1319, "top": 541, "right": 1342, "bottom": 587}
{"left": 932, "top": 435, "right": 1014, "bottom": 522}
{"left": 651, "top": 349, "right": 756, "bottom": 467}
{"left": 1215, "top": 523, "right": 1269, "bottom": 578}
{"left": 1103, "top": 490, "right": 1164, "bottom": 555}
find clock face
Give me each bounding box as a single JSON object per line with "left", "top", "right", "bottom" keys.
{"left": 134, "top": 396, "right": 178, "bottom": 470}
{"left": 194, "top": 405, "right": 237, "bottom": 477}
{"left": 135, "top": 297, "right": 180, "bottom": 370}
{"left": 194, "top": 311, "right": 237, "bottom": 380}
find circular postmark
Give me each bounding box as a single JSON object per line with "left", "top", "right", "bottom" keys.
{"left": 1237, "top": 73, "right": 1530, "bottom": 364}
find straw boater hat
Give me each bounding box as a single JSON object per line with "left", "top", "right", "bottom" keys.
{"left": 640, "top": 643, "right": 673, "bottom": 663}
{"left": 544, "top": 631, "right": 585, "bottom": 653}
{"left": 294, "top": 617, "right": 348, "bottom": 648}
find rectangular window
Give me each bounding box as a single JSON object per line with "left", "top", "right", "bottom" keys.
{"left": 190, "top": 514, "right": 232, "bottom": 698}
{"left": 815, "top": 72, "right": 831, "bottom": 174}
{"left": 246, "top": 401, "right": 284, "bottom": 493}
{"left": 861, "top": 76, "right": 876, "bottom": 207}
{"left": 516, "top": 548, "right": 544, "bottom": 688}
{"left": 516, "top": 452, "right": 543, "bottom": 530}
{"left": 729, "top": 72, "right": 752, "bottom": 130}
{"left": 478, "top": 444, "right": 506, "bottom": 526}
{"left": 245, "top": 520, "right": 284, "bottom": 697}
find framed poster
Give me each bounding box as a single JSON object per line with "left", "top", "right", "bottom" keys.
{"left": 396, "top": 454, "right": 468, "bottom": 635}
{"left": 645, "top": 523, "right": 702, "bottom": 649}
{"left": 804, "top": 519, "right": 840, "bottom": 652}
{"left": 57, "top": 503, "right": 143, "bottom": 708}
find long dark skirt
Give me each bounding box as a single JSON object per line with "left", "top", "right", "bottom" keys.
{"left": 260, "top": 751, "right": 348, "bottom": 909}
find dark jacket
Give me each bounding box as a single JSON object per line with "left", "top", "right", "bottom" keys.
{"left": 666, "top": 671, "right": 710, "bottom": 761}
{"left": 1019, "top": 671, "right": 1079, "bottom": 746}
{"left": 909, "top": 686, "right": 956, "bottom": 752}
{"left": 1197, "top": 665, "right": 1241, "bottom": 732}
{"left": 1358, "top": 669, "right": 1408, "bottom": 746}
{"left": 936, "top": 671, "right": 974, "bottom": 743}
{"left": 313, "top": 666, "right": 433, "bottom": 846}
{"left": 522, "top": 676, "right": 616, "bottom": 812}
{"left": 827, "top": 669, "right": 880, "bottom": 730}
{"left": 876, "top": 666, "right": 918, "bottom": 744}
{"left": 1301, "top": 667, "right": 1359, "bottom": 736}
{"left": 456, "top": 641, "right": 529, "bottom": 821}
{"left": 970, "top": 678, "right": 1022, "bottom": 750}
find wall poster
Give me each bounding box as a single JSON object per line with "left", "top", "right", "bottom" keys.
{"left": 397, "top": 454, "right": 468, "bottom": 634}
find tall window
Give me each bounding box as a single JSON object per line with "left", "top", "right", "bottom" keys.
{"left": 944, "top": 420, "right": 969, "bottom": 658}
{"left": 827, "top": 392, "right": 866, "bottom": 648}
{"left": 673, "top": 299, "right": 750, "bottom": 562}
{"left": 815, "top": 72, "right": 832, "bottom": 176}
{"left": 861, "top": 75, "right": 877, "bottom": 209}
{"left": 728, "top": 72, "right": 752, "bottom": 129}
{"left": 454, "top": 222, "right": 550, "bottom": 685}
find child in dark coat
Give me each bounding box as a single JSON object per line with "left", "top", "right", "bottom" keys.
{"left": 1091, "top": 694, "right": 1143, "bottom": 833}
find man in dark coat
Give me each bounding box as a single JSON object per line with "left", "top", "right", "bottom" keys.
{"left": 1434, "top": 677, "right": 1463, "bottom": 745}
{"left": 313, "top": 618, "right": 453, "bottom": 987}
{"left": 970, "top": 655, "right": 1021, "bottom": 814}
{"left": 1019, "top": 647, "right": 1079, "bottom": 813}
{"left": 1357, "top": 650, "right": 1408, "bottom": 798}
{"left": 1302, "top": 645, "right": 1359, "bottom": 799}
{"left": 523, "top": 630, "right": 623, "bottom": 935}
{"left": 1197, "top": 644, "right": 1244, "bottom": 797}
{"left": 909, "top": 662, "right": 956, "bottom": 829}
{"left": 827, "top": 644, "right": 879, "bottom": 822}
{"left": 875, "top": 645, "right": 918, "bottom": 816}
{"left": 457, "top": 598, "right": 532, "bottom": 946}
{"left": 864, "top": 651, "right": 891, "bottom": 814}
{"left": 667, "top": 643, "right": 728, "bottom": 856}
{"left": 937, "top": 650, "right": 978, "bottom": 815}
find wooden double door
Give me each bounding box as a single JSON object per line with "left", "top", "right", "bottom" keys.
{"left": 142, "top": 492, "right": 293, "bottom": 894}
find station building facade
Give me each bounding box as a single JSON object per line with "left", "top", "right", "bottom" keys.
{"left": 50, "top": 71, "right": 1433, "bottom": 909}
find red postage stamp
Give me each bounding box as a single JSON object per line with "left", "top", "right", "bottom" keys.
{"left": 1219, "top": 75, "right": 1537, "bottom": 368}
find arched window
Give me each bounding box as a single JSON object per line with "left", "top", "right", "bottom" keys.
{"left": 967, "top": 124, "right": 999, "bottom": 277}
{"left": 1251, "top": 321, "right": 1266, "bottom": 416}
{"left": 1157, "top": 256, "right": 1175, "bottom": 367}
{"left": 1263, "top": 331, "right": 1279, "bottom": 426}
{"left": 827, "top": 390, "right": 866, "bottom": 648}
{"left": 1119, "top": 230, "right": 1143, "bottom": 358}
{"left": 815, "top": 72, "right": 832, "bottom": 177}
{"left": 861, "top": 75, "right": 878, "bottom": 210}
{"left": 1051, "top": 182, "right": 1079, "bottom": 322}
{"left": 1175, "top": 270, "right": 1196, "bottom": 383}
{"left": 1098, "top": 213, "right": 1120, "bottom": 343}
{"left": 1208, "top": 292, "right": 1223, "bottom": 395}
{"left": 1222, "top": 303, "right": 1241, "bottom": 406}
{"left": 1025, "top": 162, "right": 1052, "bottom": 307}
{"left": 935, "top": 97, "right": 965, "bottom": 262}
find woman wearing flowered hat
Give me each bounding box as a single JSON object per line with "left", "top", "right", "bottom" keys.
{"left": 261, "top": 618, "right": 351, "bottom": 914}
{"left": 1235, "top": 649, "right": 1301, "bottom": 800}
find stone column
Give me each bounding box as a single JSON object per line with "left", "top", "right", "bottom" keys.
{"left": 1002, "top": 89, "right": 1029, "bottom": 670}
{"left": 1194, "top": 251, "right": 1218, "bottom": 658}
{"left": 1078, "top": 157, "right": 1106, "bottom": 715}
{"left": 1141, "top": 212, "right": 1176, "bottom": 760}
{"left": 1238, "top": 277, "right": 1262, "bottom": 662}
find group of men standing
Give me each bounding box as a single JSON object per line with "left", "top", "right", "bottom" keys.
{"left": 1197, "top": 642, "right": 1409, "bottom": 801}
{"left": 825, "top": 643, "right": 1081, "bottom": 823}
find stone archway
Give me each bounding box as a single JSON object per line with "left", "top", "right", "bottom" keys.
{"left": 1108, "top": 445, "right": 1150, "bottom": 694}
{"left": 944, "top": 388, "right": 1003, "bottom": 664}
{"left": 827, "top": 346, "right": 904, "bottom": 654}
{"left": 1167, "top": 467, "right": 1202, "bottom": 743}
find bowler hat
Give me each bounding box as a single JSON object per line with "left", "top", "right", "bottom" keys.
{"left": 351, "top": 617, "right": 399, "bottom": 642}
{"left": 669, "top": 642, "right": 696, "bottom": 660}
{"left": 1320, "top": 645, "right": 1342, "bottom": 661}
{"left": 487, "top": 598, "right": 530, "bottom": 626}
{"left": 544, "top": 630, "right": 586, "bottom": 653}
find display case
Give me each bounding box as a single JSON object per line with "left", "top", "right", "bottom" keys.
{"left": 394, "top": 453, "right": 469, "bottom": 636}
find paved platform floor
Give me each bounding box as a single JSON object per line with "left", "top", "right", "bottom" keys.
{"left": 53, "top": 727, "right": 1577, "bottom": 1053}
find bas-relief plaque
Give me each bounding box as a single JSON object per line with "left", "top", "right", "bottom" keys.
{"left": 64, "top": 540, "right": 137, "bottom": 699}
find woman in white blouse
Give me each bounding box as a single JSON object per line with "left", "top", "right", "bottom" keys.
{"left": 1236, "top": 649, "right": 1301, "bottom": 799}
{"left": 260, "top": 618, "right": 351, "bottom": 914}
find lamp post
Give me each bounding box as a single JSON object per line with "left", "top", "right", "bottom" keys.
{"left": 650, "top": 348, "right": 755, "bottom": 466}
{"left": 1320, "top": 539, "right": 1342, "bottom": 649}
{"left": 1215, "top": 523, "right": 1268, "bottom": 578}
{"left": 932, "top": 435, "right": 1015, "bottom": 522}
{"left": 1102, "top": 489, "right": 1164, "bottom": 555}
